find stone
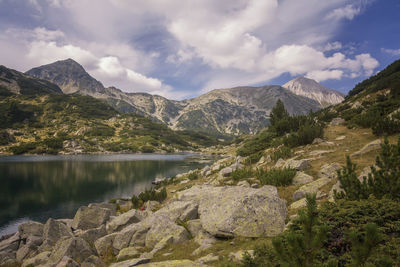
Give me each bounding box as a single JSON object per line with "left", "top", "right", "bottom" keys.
{"left": 328, "top": 181, "right": 343, "bottom": 202}
{"left": 49, "top": 237, "right": 94, "bottom": 265}
{"left": 211, "top": 164, "right": 221, "bottom": 172}
{"left": 21, "top": 251, "right": 50, "bottom": 267}
{"left": 76, "top": 225, "right": 107, "bottom": 245}
{"left": 116, "top": 247, "right": 141, "bottom": 261}
{"left": 16, "top": 236, "right": 43, "bottom": 262}
{"left": 351, "top": 139, "right": 382, "bottom": 157}
{"left": 88, "top": 202, "right": 117, "bottom": 216}
{"left": 293, "top": 177, "right": 330, "bottom": 201}
{"left": 152, "top": 177, "right": 166, "bottom": 185}
{"left": 40, "top": 218, "right": 73, "bottom": 251}
{"left": 316, "top": 191, "right": 328, "bottom": 200}
{"left": 309, "top": 150, "right": 334, "bottom": 156}
{"left": 237, "top": 180, "right": 250, "bottom": 187}
{"left": 219, "top": 167, "right": 233, "bottom": 177}
{"left": 292, "top": 172, "right": 313, "bottom": 185}
{"left": 0, "top": 232, "right": 20, "bottom": 254}
{"left": 18, "top": 221, "right": 43, "bottom": 239}
{"left": 196, "top": 253, "right": 219, "bottom": 264}
{"left": 144, "top": 201, "right": 160, "bottom": 211}
{"left": 81, "top": 255, "right": 106, "bottom": 267}
{"left": 312, "top": 138, "right": 324, "bottom": 144}
{"left": 138, "top": 260, "right": 205, "bottom": 267}
{"left": 177, "top": 185, "right": 287, "bottom": 238}
{"left": 109, "top": 257, "right": 151, "bottom": 267}
{"left": 283, "top": 159, "right": 311, "bottom": 171}
{"left": 106, "top": 209, "right": 143, "bottom": 233}
{"left": 289, "top": 198, "right": 307, "bottom": 210}
{"left": 179, "top": 179, "right": 190, "bottom": 184}
{"left": 274, "top": 158, "right": 286, "bottom": 168}
{"left": 56, "top": 256, "right": 80, "bottom": 267}
{"left": 113, "top": 223, "right": 149, "bottom": 250}
{"left": 201, "top": 166, "right": 211, "bottom": 177}
{"left": 251, "top": 183, "right": 259, "bottom": 188}
{"left": 72, "top": 205, "right": 111, "bottom": 230}
{"left": 155, "top": 201, "right": 198, "bottom": 222}
{"left": 94, "top": 233, "right": 118, "bottom": 257}
{"left": 330, "top": 117, "right": 345, "bottom": 126}
{"left": 335, "top": 135, "right": 346, "bottom": 141}
{"left": 186, "top": 219, "right": 203, "bottom": 237}
{"left": 318, "top": 163, "right": 342, "bottom": 179}
{"left": 229, "top": 250, "right": 254, "bottom": 262}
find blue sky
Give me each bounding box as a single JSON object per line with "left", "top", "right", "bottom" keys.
{"left": 0, "top": 0, "right": 399, "bottom": 99}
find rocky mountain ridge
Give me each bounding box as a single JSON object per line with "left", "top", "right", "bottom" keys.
{"left": 25, "top": 59, "right": 336, "bottom": 135}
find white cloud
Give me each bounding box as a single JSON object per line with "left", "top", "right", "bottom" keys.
{"left": 381, "top": 48, "right": 400, "bottom": 56}
{"left": 323, "top": 41, "right": 343, "bottom": 52}
{"left": 306, "top": 70, "right": 344, "bottom": 81}
{"left": 326, "top": 4, "right": 361, "bottom": 20}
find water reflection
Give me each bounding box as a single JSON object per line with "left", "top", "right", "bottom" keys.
{"left": 0, "top": 154, "right": 210, "bottom": 235}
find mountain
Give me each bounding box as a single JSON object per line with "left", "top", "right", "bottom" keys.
{"left": 26, "top": 59, "right": 321, "bottom": 135}
{"left": 0, "top": 65, "right": 62, "bottom": 96}
{"left": 283, "top": 76, "right": 344, "bottom": 107}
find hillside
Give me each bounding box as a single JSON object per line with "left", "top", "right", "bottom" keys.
{"left": 26, "top": 59, "right": 323, "bottom": 135}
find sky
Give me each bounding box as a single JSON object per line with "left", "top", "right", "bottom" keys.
{"left": 0, "top": 0, "right": 399, "bottom": 100}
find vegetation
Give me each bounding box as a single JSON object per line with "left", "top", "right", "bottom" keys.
{"left": 257, "top": 168, "right": 296, "bottom": 187}
{"left": 131, "top": 187, "right": 167, "bottom": 209}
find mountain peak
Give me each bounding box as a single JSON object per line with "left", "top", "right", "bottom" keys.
{"left": 26, "top": 59, "right": 105, "bottom": 95}
{"left": 283, "top": 76, "right": 344, "bottom": 107}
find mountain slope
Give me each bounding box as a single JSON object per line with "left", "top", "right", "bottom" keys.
{"left": 0, "top": 65, "right": 63, "bottom": 96}
{"left": 26, "top": 59, "right": 321, "bottom": 135}
{"left": 283, "top": 76, "right": 344, "bottom": 107}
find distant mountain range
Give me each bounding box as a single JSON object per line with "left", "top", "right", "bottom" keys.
{"left": 4, "top": 58, "right": 344, "bottom": 135}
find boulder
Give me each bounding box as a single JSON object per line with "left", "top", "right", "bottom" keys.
{"left": 56, "top": 256, "right": 80, "bottom": 267}
{"left": 0, "top": 232, "right": 20, "bottom": 253}
{"left": 81, "top": 255, "right": 106, "bottom": 267}
{"left": 289, "top": 198, "right": 307, "bottom": 210}
{"left": 309, "top": 150, "right": 334, "bottom": 156}
{"left": 72, "top": 206, "right": 111, "bottom": 230}
{"left": 18, "top": 221, "right": 43, "bottom": 239}
{"left": 138, "top": 260, "right": 205, "bottom": 267}
{"left": 328, "top": 181, "right": 343, "bottom": 202}
{"left": 94, "top": 233, "right": 118, "bottom": 257}
{"left": 144, "top": 201, "right": 160, "bottom": 212}
{"left": 88, "top": 202, "right": 117, "bottom": 216}
{"left": 292, "top": 172, "right": 313, "bottom": 185}
{"left": 293, "top": 177, "right": 330, "bottom": 201}
{"left": 335, "top": 135, "right": 346, "bottom": 141}
{"left": 109, "top": 257, "right": 151, "bottom": 267}
{"left": 21, "top": 251, "right": 50, "bottom": 267}
{"left": 211, "top": 164, "right": 221, "bottom": 172}
{"left": 237, "top": 180, "right": 250, "bottom": 187}
{"left": 155, "top": 201, "right": 198, "bottom": 222}
{"left": 312, "top": 138, "right": 324, "bottom": 144}
{"left": 76, "top": 225, "right": 107, "bottom": 245}
{"left": 49, "top": 237, "right": 94, "bottom": 265}
{"left": 16, "top": 235, "right": 43, "bottom": 262}
{"left": 177, "top": 185, "right": 287, "bottom": 238}
{"left": 351, "top": 139, "right": 382, "bottom": 157}
{"left": 152, "top": 177, "right": 166, "bottom": 185}
{"left": 318, "top": 163, "right": 342, "bottom": 179}
{"left": 116, "top": 247, "right": 141, "bottom": 261}
{"left": 196, "top": 253, "right": 219, "bottom": 264}
{"left": 219, "top": 167, "right": 233, "bottom": 177}
{"left": 112, "top": 223, "right": 150, "bottom": 250}
{"left": 229, "top": 250, "right": 254, "bottom": 263}
{"left": 106, "top": 209, "right": 143, "bottom": 233}
{"left": 330, "top": 117, "right": 345, "bottom": 126}
{"left": 283, "top": 159, "right": 311, "bottom": 171}
{"left": 274, "top": 158, "right": 286, "bottom": 168}
{"left": 201, "top": 166, "right": 211, "bottom": 177}
{"left": 116, "top": 199, "right": 133, "bottom": 211}
{"left": 40, "top": 218, "right": 73, "bottom": 251}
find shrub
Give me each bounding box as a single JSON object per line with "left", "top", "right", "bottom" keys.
{"left": 188, "top": 172, "right": 199, "bottom": 180}
{"left": 257, "top": 168, "right": 296, "bottom": 186}
{"left": 231, "top": 168, "right": 255, "bottom": 181}
{"left": 271, "top": 146, "right": 292, "bottom": 161}
{"left": 131, "top": 187, "right": 167, "bottom": 209}
{"left": 140, "top": 145, "right": 155, "bottom": 153}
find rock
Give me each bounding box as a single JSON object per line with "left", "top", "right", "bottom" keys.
{"left": 289, "top": 198, "right": 307, "bottom": 210}
{"left": 251, "top": 183, "right": 259, "bottom": 188}
{"left": 179, "top": 179, "right": 190, "bottom": 184}
{"left": 219, "top": 167, "right": 233, "bottom": 177}
{"left": 138, "top": 260, "right": 205, "bottom": 267}
{"left": 293, "top": 177, "right": 330, "bottom": 201}
{"left": 312, "top": 138, "right": 324, "bottom": 144}
{"left": 152, "top": 177, "right": 166, "bottom": 185}
{"left": 144, "top": 201, "right": 160, "bottom": 211}
{"left": 316, "top": 191, "right": 328, "bottom": 200}
{"left": 274, "top": 158, "right": 286, "bottom": 168}
{"left": 57, "top": 219, "right": 74, "bottom": 229}
{"left": 56, "top": 256, "right": 80, "bottom": 267}
{"left": 335, "top": 135, "right": 346, "bottom": 141}
{"left": 21, "top": 251, "right": 50, "bottom": 267}
{"left": 81, "top": 255, "right": 106, "bottom": 267}
{"left": 106, "top": 209, "right": 143, "bottom": 233}
{"left": 328, "top": 181, "right": 343, "bottom": 202}
{"left": 204, "top": 170, "right": 212, "bottom": 177}
{"left": 211, "top": 164, "right": 221, "bottom": 172}
{"left": 116, "top": 199, "right": 133, "bottom": 211}
{"left": 309, "top": 150, "right": 334, "bottom": 156}
{"left": 49, "top": 237, "right": 94, "bottom": 265}
{"left": 94, "top": 233, "right": 118, "bottom": 257}
{"left": 88, "top": 202, "right": 117, "bottom": 216}
{"left": 351, "top": 139, "right": 382, "bottom": 157}
{"left": 330, "top": 117, "right": 345, "bottom": 126}
{"left": 229, "top": 250, "right": 254, "bottom": 262}
{"left": 16, "top": 236, "right": 43, "bottom": 262}
{"left": 257, "top": 156, "right": 266, "bottom": 165}
{"left": 18, "top": 221, "right": 43, "bottom": 239}
{"left": 283, "top": 159, "right": 311, "bottom": 171}
{"left": 177, "top": 185, "right": 287, "bottom": 238}
{"left": 72, "top": 205, "right": 111, "bottom": 230}
{"left": 292, "top": 172, "right": 313, "bottom": 185}
{"left": 196, "top": 253, "right": 219, "bottom": 264}
{"left": 109, "top": 257, "right": 151, "bottom": 267}
{"left": 76, "top": 225, "right": 107, "bottom": 245}
{"left": 237, "top": 180, "right": 250, "bottom": 187}
{"left": 0, "top": 232, "right": 20, "bottom": 254}
{"left": 186, "top": 219, "right": 203, "bottom": 237}
{"left": 318, "top": 163, "right": 342, "bottom": 179}
{"left": 155, "top": 201, "right": 198, "bottom": 222}
{"left": 116, "top": 247, "right": 141, "bottom": 261}
{"left": 40, "top": 218, "right": 73, "bottom": 251}
{"left": 201, "top": 166, "right": 211, "bottom": 176}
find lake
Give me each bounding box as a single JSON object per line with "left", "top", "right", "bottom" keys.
{"left": 0, "top": 153, "right": 212, "bottom": 236}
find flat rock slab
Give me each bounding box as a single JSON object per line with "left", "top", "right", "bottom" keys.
{"left": 177, "top": 185, "right": 287, "bottom": 238}
{"left": 139, "top": 260, "right": 206, "bottom": 267}
{"left": 109, "top": 257, "right": 151, "bottom": 267}
{"left": 293, "top": 177, "right": 330, "bottom": 201}
{"left": 318, "top": 163, "right": 342, "bottom": 179}
{"left": 351, "top": 139, "right": 382, "bottom": 157}
{"left": 72, "top": 206, "right": 111, "bottom": 230}
{"left": 292, "top": 172, "right": 313, "bottom": 185}
{"left": 283, "top": 159, "right": 310, "bottom": 171}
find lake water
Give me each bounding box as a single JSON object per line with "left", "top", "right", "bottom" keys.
{"left": 0, "top": 153, "right": 212, "bottom": 236}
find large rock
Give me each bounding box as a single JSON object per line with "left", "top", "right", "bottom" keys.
{"left": 292, "top": 172, "right": 313, "bottom": 185}
{"left": 94, "top": 233, "right": 118, "bottom": 257}
{"left": 18, "top": 221, "right": 44, "bottom": 239}
{"left": 139, "top": 260, "right": 205, "bottom": 267}
{"left": 106, "top": 209, "right": 143, "bottom": 233}
{"left": 56, "top": 256, "right": 80, "bottom": 267}
{"left": 219, "top": 167, "right": 233, "bottom": 177}
{"left": 72, "top": 206, "right": 111, "bottom": 230}
{"left": 76, "top": 225, "right": 107, "bottom": 245}
{"left": 88, "top": 202, "right": 117, "bottom": 216}
{"left": 116, "top": 247, "right": 141, "bottom": 261}
{"left": 283, "top": 159, "right": 311, "bottom": 171}
{"left": 293, "top": 177, "right": 330, "bottom": 200}
{"left": 109, "top": 257, "right": 151, "bottom": 267}
{"left": 0, "top": 232, "right": 20, "bottom": 265}
{"left": 177, "top": 185, "right": 287, "bottom": 237}
{"left": 330, "top": 117, "right": 345, "bottom": 126}
{"left": 328, "top": 181, "right": 343, "bottom": 202}
{"left": 21, "top": 251, "right": 50, "bottom": 267}
{"left": 16, "top": 235, "right": 43, "bottom": 262}
{"left": 81, "top": 255, "right": 106, "bottom": 267}
{"left": 289, "top": 198, "right": 307, "bottom": 210}
{"left": 40, "top": 218, "right": 73, "bottom": 251}
{"left": 318, "top": 163, "right": 342, "bottom": 179}
{"left": 154, "top": 201, "right": 198, "bottom": 222}
{"left": 351, "top": 139, "right": 382, "bottom": 157}
{"left": 49, "top": 237, "right": 94, "bottom": 265}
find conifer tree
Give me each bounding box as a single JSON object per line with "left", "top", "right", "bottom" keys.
{"left": 349, "top": 223, "right": 382, "bottom": 267}
{"left": 270, "top": 99, "right": 289, "bottom": 127}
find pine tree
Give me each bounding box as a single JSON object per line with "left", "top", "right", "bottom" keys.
{"left": 270, "top": 99, "right": 289, "bottom": 127}
{"left": 272, "top": 194, "right": 329, "bottom": 267}
{"left": 349, "top": 223, "right": 382, "bottom": 267}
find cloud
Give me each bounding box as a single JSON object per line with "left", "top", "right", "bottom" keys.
{"left": 326, "top": 4, "right": 361, "bottom": 20}
{"left": 323, "top": 41, "right": 343, "bottom": 52}
{"left": 381, "top": 48, "right": 400, "bottom": 56}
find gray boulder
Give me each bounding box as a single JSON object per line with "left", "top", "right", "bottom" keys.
{"left": 109, "top": 257, "right": 151, "bottom": 267}
{"left": 154, "top": 201, "right": 198, "bottom": 222}
{"left": 81, "top": 255, "right": 106, "bottom": 267}
{"left": 72, "top": 206, "right": 111, "bottom": 230}
{"left": 318, "top": 163, "right": 342, "bottom": 179}
{"left": 40, "top": 218, "right": 73, "bottom": 251}
{"left": 289, "top": 198, "right": 307, "bottom": 210}
{"left": 330, "top": 117, "right": 345, "bottom": 126}
{"left": 106, "top": 209, "right": 143, "bottom": 234}
{"left": 292, "top": 172, "right": 313, "bottom": 185}
{"left": 274, "top": 158, "right": 286, "bottom": 168}
{"left": 219, "top": 167, "right": 233, "bottom": 177}
{"left": 18, "top": 221, "right": 43, "bottom": 239}
{"left": 16, "top": 235, "right": 43, "bottom": 262}
{"left": 283, "top": 159, "right": 311, "bottom": 171}
{"left": 293, "top": 177, "right": 330, "bottom": 201}
{"left": 351, "top": 139, "right": 382, "bottom": 157}
{"left": 49, "top": 237, "right": 94, "bottom": 265}
{"left": 94, "top": 233, "right": 118, "bottom": 257}
{"left": 76, "top": 225, "right": 107, "bottom": 245}
{"left": 88, "top": 202, "right": 117, "bottom": 216}
{"left": 177, "top": 185, "right": 287, "bottom": 238}
{"left": 116, "top": 247, "right": 141, "bottom": 261}
{"left": 21, "top": 251, "right": 50, "bottom": 267}
{"left": 56, "top": 256, "right": 80, "bottom": 267}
